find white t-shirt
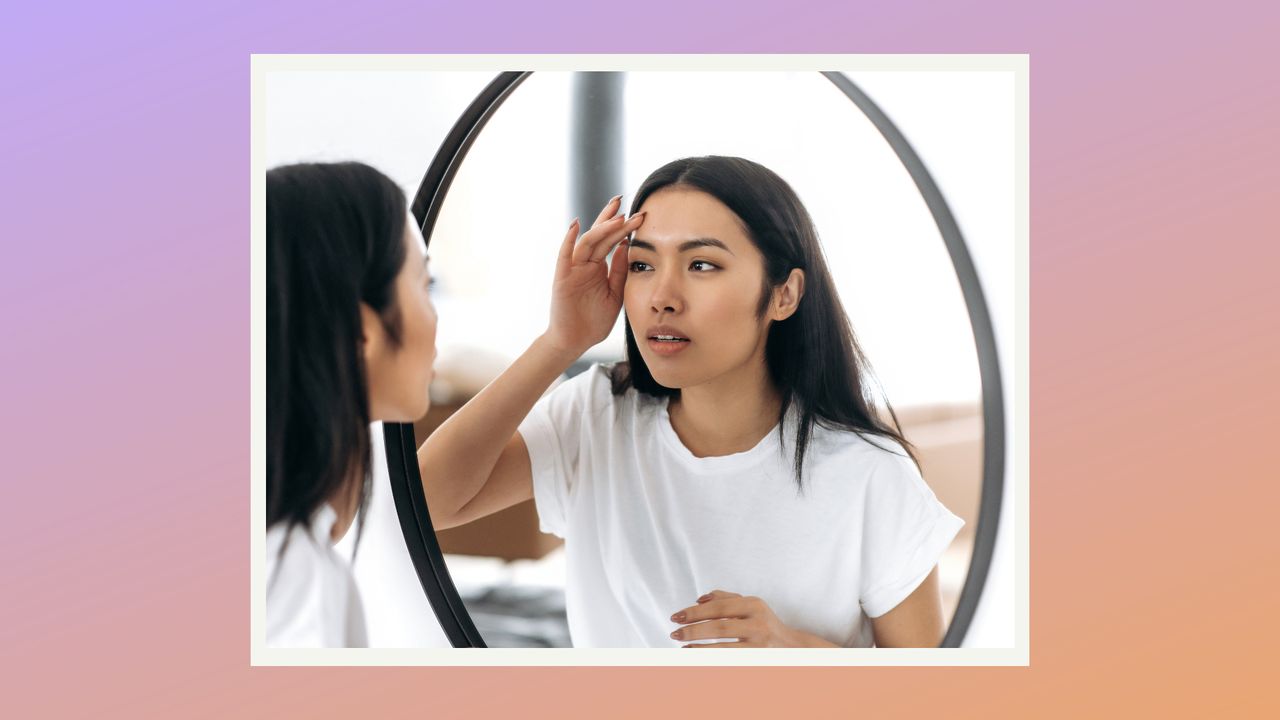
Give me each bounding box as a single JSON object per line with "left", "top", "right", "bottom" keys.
{"left": 265, "top": 503, "right": 368, "bottom": 647}
{"left": 517, "top": 364, "right": 965, "bottom": 648}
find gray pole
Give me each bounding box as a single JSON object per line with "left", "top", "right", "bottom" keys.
{"left": 570, "top": 72, "right": 626, "bottom": 226}
{"left": 566, "top": 72, "right": 627, "bottom": 372}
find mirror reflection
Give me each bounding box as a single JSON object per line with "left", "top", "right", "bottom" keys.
{"left": 414, "top": 72, "right": 982, "bottom": 648}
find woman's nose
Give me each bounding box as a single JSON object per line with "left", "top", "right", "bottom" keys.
{"left": 649, "top": 271, "right": 684, "bottom": 314}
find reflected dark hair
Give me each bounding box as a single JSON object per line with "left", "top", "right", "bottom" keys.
{"left": 267, "top": 161, "right": 407, "bottom": 551}
{"left": 611, "top": 155, "right": 919, "bottom": 491}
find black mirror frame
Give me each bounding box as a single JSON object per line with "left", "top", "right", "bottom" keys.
{"left": 385, "top": 71, "right": 1005, "bottom": 649}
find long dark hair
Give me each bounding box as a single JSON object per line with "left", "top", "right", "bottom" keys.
{"left": 611, "top": 155, "right": 919, "bottom": 491}
{"left": 267, "top": 161, "right": 407, "bottom": 550}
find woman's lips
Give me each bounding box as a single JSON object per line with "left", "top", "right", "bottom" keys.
{"left": 646, "top": 337, "right": 691, "bottom": 357}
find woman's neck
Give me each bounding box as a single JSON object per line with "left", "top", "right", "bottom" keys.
{"left": 667, "top": 355, "right": 783, "bottom": 458}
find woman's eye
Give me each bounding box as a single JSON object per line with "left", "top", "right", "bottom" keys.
{"left": 629, "top": 261, "right": 652, "bottom": 272}
{"left": 690, "top": 261, "right": 718, "bottom": 272}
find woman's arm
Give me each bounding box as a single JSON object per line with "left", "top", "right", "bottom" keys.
{"left": 416, "top": 334, "right": 576, "bottom": 529}
{"left": 416, "top": 198, "right": 644, "bottom": 530}
{"left": 869, "top": 565, "right": 946, "bottom": 647}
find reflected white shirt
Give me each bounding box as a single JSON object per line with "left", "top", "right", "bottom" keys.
{"left": 518, "top": 364, "right": 965, "bottom": 648}
{"left": 265, "top": 503, "right": 368, "bottom": 647}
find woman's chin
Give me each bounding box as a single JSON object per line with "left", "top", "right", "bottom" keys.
{"left": 645, "top": 369, "right": 686, "bottom": 391}
{"left": 409, "top": 396, "right": 431, "bottom": 422}
{"left": 375, "top": 398, "right": 431, "bottom": 424}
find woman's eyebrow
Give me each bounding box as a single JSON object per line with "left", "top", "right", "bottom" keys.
{"left": 628, "top": 237, "right": 734, "bottom": 255}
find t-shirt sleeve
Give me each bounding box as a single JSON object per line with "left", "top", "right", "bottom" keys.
{"left": 515, "top": 365, "right": 603, "bottom": 538}
{"left": 266, "top": 529, "right": 327, "bottom": 648}
{"left": 858, "top": 449, "right": 966, "bottom": 619}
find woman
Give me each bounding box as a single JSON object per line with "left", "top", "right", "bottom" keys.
{"left": 419, "top": 156, "right": 963, "bottom": 648}
{"left": 266, "top": 161, "right": 437, "bottom": 647}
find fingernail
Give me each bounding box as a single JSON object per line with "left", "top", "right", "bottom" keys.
{"left": 570, "top": 217, "right": 579, "bottom": 227}
{"left": 697, "top": 594, "right": 711, "bottom": 602}
{"left": 670, "top": 630, "right": 681, "bottom": 639}
{"left": 612, "top": 194, "right": 622, "bottom": 203}
{"left": 671, "top": 612, "right": 685, "bottom": 622}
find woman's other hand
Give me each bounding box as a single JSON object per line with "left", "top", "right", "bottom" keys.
{"left": 544, "top": 195, "right": 646, "bottom": 357}
{"left": 668, "top": 589, "right": 839, "bottom": 648}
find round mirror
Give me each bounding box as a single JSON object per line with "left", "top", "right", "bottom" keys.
{"left": 389, "top": 71, "right": 1003, "bottom": 648}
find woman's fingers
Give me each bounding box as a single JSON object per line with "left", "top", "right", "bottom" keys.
{"left": 589, "top": 212, "right": 646, "bottom": 264}
{"left": 592, "top": 194, "right": 623, "bottom": 228}
{"left": 671, "top": 597, "right": 750, "bottom": 626}
{"left": 672, "top": 618, "right": 742, "bottom": 643}
{"left": 669, "top": 590, "right": 757, "bottom": 646}
{"left": 607, "top": 236, "right": 630, "bottom": 298}
{"left": 571, "top": 215, "right": 622, "bottom": 264}
{"left": 590, "top": 219, "right": 641, "bottom": 265}
{"left": 574, "top": 212, "right": 645, "bottom": 265}
{"left": 683, "top": 641, "right": 754, "bottom": 648}
{"left": 558, "top": 217, "right": 581, "bottom": 264}
{"left": 586, "top": 219, "right": 632, "bottom": 266}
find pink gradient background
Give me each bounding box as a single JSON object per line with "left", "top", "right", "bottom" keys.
{"left": 2, "top": 0, "right": 1276, "bottom": 717}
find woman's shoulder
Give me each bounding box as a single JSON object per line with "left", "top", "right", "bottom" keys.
{"left": 804, "top": 422, "right": 941, "bottom": 509}
{"left": 264, "top": 504, "right": 363, "bottom": 645}
{"left": 805, "top": 420, "right": 918, "bottom": 475}
{"left": 266, "top": 520, "right": 325, "bottom": 642}
{"left": 266, "top": 514, "right": 336, "bottom": 604}
{"left": 555, "top": 361, "right": 657, "bottom": 411}
{"left": 265, "top": 507, "right": 360, "bottom": 646}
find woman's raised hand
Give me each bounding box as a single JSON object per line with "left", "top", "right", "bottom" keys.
{"left": 544, "top": 195, "right": 646, "bottom": 357}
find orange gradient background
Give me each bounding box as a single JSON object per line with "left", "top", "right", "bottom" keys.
{"left": 2, "top": 0, "right": 1276, "bottom": 718}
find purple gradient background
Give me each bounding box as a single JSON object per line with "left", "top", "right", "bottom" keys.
{"left": 2, "top": 1, "right": 1276, "bottom": 717}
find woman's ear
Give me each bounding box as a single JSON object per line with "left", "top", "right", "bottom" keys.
{"left": 771, "top": 269, "right": 806, "bottom": 321}
{"left": 358, "top": 301, "right": 384, "bottom": 367}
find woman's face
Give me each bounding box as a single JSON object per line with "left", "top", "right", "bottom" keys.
{"left": 624, "top": 188, "right": 773, "bottom": 389}
{"left": 364, "top": 214, "right": 438, "bottom": 422}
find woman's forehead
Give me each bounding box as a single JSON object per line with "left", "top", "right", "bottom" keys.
{"left": 634, "top": 188, "right": 751, "bottom": 250}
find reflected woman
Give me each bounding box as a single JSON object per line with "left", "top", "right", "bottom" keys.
{"left": 420, "top": 156, "right": 962, "bottom": 647}
{"left": 266, "top": 162, "right": 438, "bottom": 647}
